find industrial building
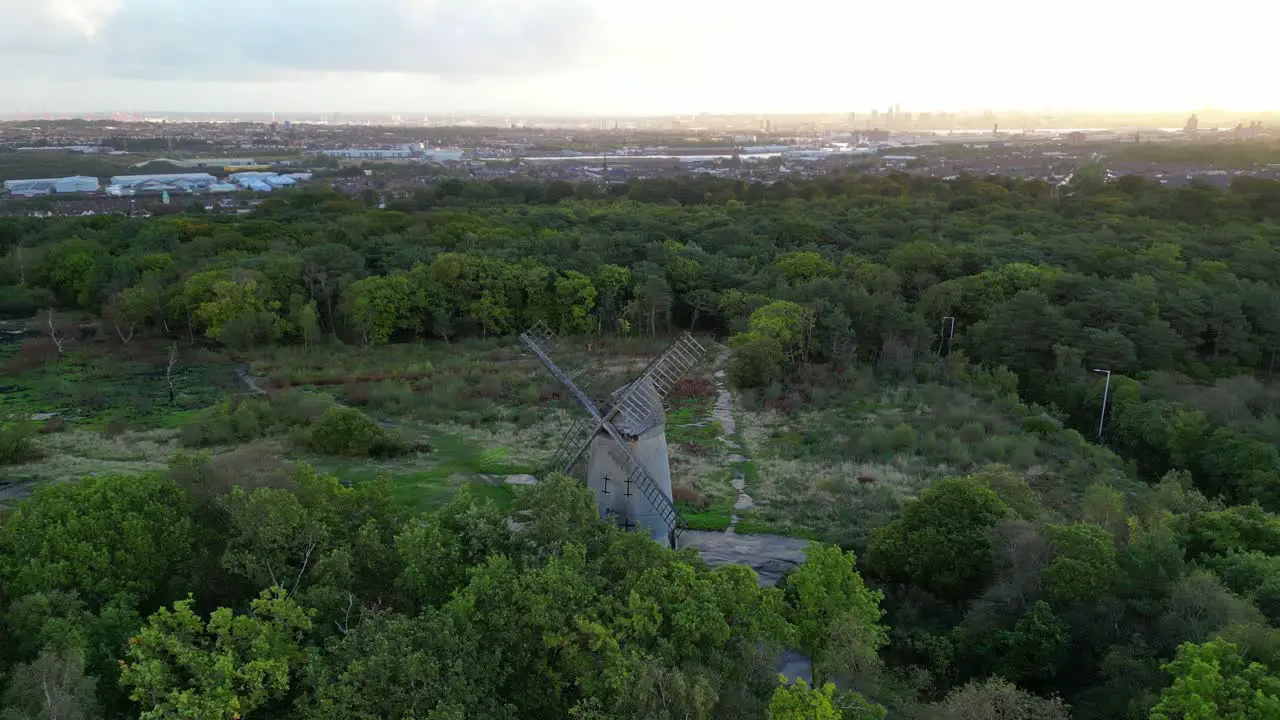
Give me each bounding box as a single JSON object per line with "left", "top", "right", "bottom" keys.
{"left": 230, "top": 172, "right": 297, "bottom": 192}
{"left": 2, "top": 176, "right": 100, "bottom": 197}
{"left": 323, "top": 145, "right": 417, "bottom": 159}
{"left": 107, "top": 173, "right": 219, "bottom": 195}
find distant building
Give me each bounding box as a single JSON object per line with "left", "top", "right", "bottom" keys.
{"left": 108, "top": 173, "right": 218, "bottom": 195}
{"left": 2, "top": 176, "right": 99, "bottom": 197}
{"left": 110, "top": 173, "right": 217, "bottom": 188}
{"left": 323, "top": 144, "right": 419, "bottom": 159}
{"left": 422, "top": 148, "right": 463, "bottom": 163}
{"left": 134, "top": 158, "right": 256, "bottom": 169}
{"left": 1066, "top": 131, "right": 1088, "bottom": 146}
{"left": 230, "top": 172, "right": 297, "bottom": 191}
{"left": 321, "top": 144, "right": 463, "bottom": 162}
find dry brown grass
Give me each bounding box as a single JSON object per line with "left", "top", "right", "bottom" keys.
{"left": 672, "top": 482, "right": 705, "bottom": 507}
{"left": 8, "top": 428, "right": 181, "bottom": 484}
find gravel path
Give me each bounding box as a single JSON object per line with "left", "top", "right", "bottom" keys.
{"left": 234, "top": 364, "right": 268, "bottom": 395}
{"left": 711, "top": 365, "right": 754, "bottom": 531}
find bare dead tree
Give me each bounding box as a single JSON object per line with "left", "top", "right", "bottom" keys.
{"left": 166, "top": 344, "right": 178, "bottom": 403}
{"left": 289, "top": 540, "right": 316, "bottom": 597}
{"left": 107, "top": 294, "right": 135, "bottom": 345}
{"left": 335, "top": 593, "right": 355, "bottom": 636}
{"left": 45, "top": 309, "right": 69, "bottom": 355}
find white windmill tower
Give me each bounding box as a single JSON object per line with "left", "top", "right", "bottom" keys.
{"left": 520, "top": 323, "right": 707, "bottom": 548}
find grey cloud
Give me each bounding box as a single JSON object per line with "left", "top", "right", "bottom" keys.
{"left": 0, "top": 0, "right": 602, "bottom": 81}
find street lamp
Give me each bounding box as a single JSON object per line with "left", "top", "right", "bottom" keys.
{"left": 940, "top": 316, "right": 956, "bottom": 358}
{"left": 1092, "top": 368, "right": 1111, "bottom": 440}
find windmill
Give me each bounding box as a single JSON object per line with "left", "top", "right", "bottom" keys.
{"left": 520, "top": 322, "right": 707, "bottom": 548}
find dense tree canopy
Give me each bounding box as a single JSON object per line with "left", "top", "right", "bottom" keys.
{"left": 5, "top": 169, "right": 1280, "bottom": 717}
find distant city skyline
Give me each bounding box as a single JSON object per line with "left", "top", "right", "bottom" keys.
{"left": 4, "top": 0, "right": 1277, "bottom": 116}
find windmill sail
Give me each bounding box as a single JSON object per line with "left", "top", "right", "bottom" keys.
{"left": 520, "top": 325, "right": 707, "bottom": 545}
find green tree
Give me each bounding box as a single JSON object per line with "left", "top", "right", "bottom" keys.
{"left": 784, "top": 544, "right": 887, "bottom": 685}
{"left": 1, "top": 648, "right": 99, "bottom": 720}
{"left": 747, "top": 300, "right": 815, "bottom": 363}
{"left": 342, "top": 273, "right": 416, "bottom": 345}
{"left": 42, "top": 237, "right": 102, "bottom": 307}
{"left": 1042, "top": 523, "right": 1118, "bottom": 605}
{"left": 555, "top": 270, "right": 598, "bottom": 334}
{"left": 867, "top": 477, "right": 1009, "bottom": 600}
{"left": 982, "top": 601, "right": 1068, "bottom": 684}
{"left": 0, "top": 474, "right": 195, "bottom": 608}
{"left": 1150, "top": 638, "right": 1280, "bottom": 720}
{"left": 289, "top": 297, "right": 322, "bottom": 349}
{"left": 593, "top": 264, "right": 631, "bottom": 333}
{"left": 766, "top": 678, "right": 841, "bottom": 720}
{"left": 728, "top": 330, "right": 787, "bottom": 388}
{"left": 119, "top": 588, "right": 312, "bottom": 720}
{"left": 308, "top": 406, "right": 387, "bottom": 457}
{"left": 186, "top": 273, "right": 283, "bottom": 344}
{"left": 774, "top": 251, "right": 836, "bottom": 283}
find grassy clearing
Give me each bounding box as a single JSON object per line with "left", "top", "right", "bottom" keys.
{"left": 250, "top": 336, "right": 681, "bottom": 426}
{"left": 309, "top": 432, "right": 528, "bottom": 513}
{"left": 0, "top": 339, "right": 235, "bottom": 429}
{"left": 3, "top": 428, "right": 180, "bottom": 484}
{"left": 730, "top": 365, "right": 1133, "bottom": 547}
{"left": 2, "top": 335, "right": 721, "bottom": 519}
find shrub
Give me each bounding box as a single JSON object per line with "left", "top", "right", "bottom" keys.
{"left": 270, "top": 391, "right": 331, "bottom": 426}
{"left": 309, "top": 406, "right": 387, "bottom": 457}
{"left": 0, "top": 423, "right": 43, "bottom": 465}
{"left": 103, "top": 420, "right": 131, "bottom": 438}
{"left": 181, "top": 397, "right": 274, "bottom": 447}
{"left": 959, "top": 421, "right": 987, "bottom": 444}
{"left": 672, "top": 377, "right": 715, "bottom": 398}
{"left": 672, "top": 483, "right": 706, "bottom": 507}
{"left": 889, "top": 423, "right": 918, "bottom": 452}
{"left": 1023, "top": 415, "right": 1061, "bottom": 434}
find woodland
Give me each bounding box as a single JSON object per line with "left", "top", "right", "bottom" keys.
{"left": 3, "top": 167, "right": 1280, "bottom": 718}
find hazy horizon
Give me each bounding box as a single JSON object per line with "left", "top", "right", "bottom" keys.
{"left": 4, "top": 0, "right": 1278, "bottom": 116}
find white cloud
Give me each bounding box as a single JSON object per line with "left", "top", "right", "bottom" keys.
{"left": 45, "top": 0, "right": 122, "bottom": 38}
{"left": 0, "top": 0, "right": 1276, "bottom": 114}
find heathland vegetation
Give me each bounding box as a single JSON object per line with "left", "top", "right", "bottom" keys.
{"left": 3, "top": 169, "right": 1280, "bottom": 717}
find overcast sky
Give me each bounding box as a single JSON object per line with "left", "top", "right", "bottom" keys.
{"left": 2, "top": 0, "right": 1276, "bottom": 115}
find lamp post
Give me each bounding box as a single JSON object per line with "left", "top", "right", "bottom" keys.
{"left": 1093, "top": 368, "right": 1111, "bottom": 440}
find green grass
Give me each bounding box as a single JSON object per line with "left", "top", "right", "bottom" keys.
{"left": 733, "top": 518, "right": 820, "bottom": 540}
{"left": 311, "top": 431, "right": 533, "bottom": 513}
{"left": 666, "top": 399, "right": 721, "bottom": 447}
{"left": 0, "top": 342, "right": 235, "bottom": 430}
{"left": 681, "top": 510, "right": 733, "bottom": 531}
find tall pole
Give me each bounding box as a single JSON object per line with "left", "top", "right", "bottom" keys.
{"left": 941, "top": 316, "right": 955, "bottom": 358}
{"left": 1093, "top": 368, "right": 1111, "bottom": 440}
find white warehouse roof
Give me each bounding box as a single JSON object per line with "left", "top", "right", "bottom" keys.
{"left": 110, "top": 173, "right": 217, "bottom": 187}
{"left": 3, "top": 176, "right": 99, "bottom": 195}
{"left": 4, "top": 178, "right": 59, "bottom": 194}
